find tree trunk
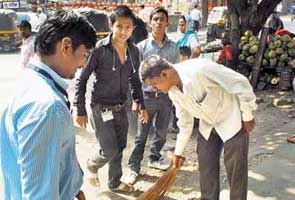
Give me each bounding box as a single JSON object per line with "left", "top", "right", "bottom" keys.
{"left": 201, "top": 0, "right": 209, "bottom": 27}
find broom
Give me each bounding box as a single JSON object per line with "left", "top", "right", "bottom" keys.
{"left": 136, "top": 156, "right": 185, "bottom": 200}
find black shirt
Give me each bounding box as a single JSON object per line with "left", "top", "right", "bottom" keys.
{"left": 74, "top": 34, "right": 145, "bottom": 116}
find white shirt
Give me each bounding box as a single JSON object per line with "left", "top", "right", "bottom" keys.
{"left": 190, "top": 8, "right": 202, "bottom": 22}
{"left": 38, "top": 13, "right": 47, "bottom": 24}
{"left": 168, "top": 58, "right": 257, "bottom": 156}
{"left": 20, "top": 35, "right": 35, "bottom": 68}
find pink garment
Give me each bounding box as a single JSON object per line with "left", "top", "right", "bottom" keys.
{"left": 20, "top": 35, "right": 35, "bottom": 68}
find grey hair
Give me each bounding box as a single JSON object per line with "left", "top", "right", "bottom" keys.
{"left": 139, "top": 55, "right": 173, "bottom": 81}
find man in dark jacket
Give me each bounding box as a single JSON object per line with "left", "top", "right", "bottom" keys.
{"left": 74, "top": 5, "right": 148, "bottom": 193}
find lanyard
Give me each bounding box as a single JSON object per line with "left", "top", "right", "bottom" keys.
{"left": 27, "top": 64, "right": 71, "bottom": 111}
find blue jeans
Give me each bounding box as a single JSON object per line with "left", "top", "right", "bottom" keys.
{"left": 87, "top": 104, "right": 129, "bottom": 189}
{"left": 128, "top": 94, "right": 172, "bottom": 173}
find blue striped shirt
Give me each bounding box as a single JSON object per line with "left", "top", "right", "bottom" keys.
{"left": 0, "top": 59, "right": 83, "bottom": 200}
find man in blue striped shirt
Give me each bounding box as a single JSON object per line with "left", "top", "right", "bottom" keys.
{"left": 0, "top": 10, "right": 96, "bottom": 200}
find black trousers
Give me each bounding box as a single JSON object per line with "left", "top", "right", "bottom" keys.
{"left": 193, "top": 20, "right": 200, "bottom": 32}
{"left": 87, "top": 104, "right": 129, "bottom": 189}
{"left": 197, "top": 129, "right": 249, "bottom": 200}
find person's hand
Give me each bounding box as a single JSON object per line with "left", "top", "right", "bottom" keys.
{"left": 242, "top": 119, "right": 255, "bottom": 133}
{"left": 76, "top": 115, "right": 88, "bottom": 128}
{"left": 171, "top": 155, "right": 185, "bottom": 169}
{"left": 75, "top": 190, "right": 86, "bottom": 200}
{"left": 138, "top": 109, "right": 148, "bottom": 124}
{"left": 131, "top": 101, "right": 139, "bottom": 113}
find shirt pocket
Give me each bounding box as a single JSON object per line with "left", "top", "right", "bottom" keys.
{"left": 199, "top": 88, "right": 221, "bottom": 122}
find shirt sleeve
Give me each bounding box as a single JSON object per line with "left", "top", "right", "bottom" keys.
{"left": 224, "top": 45, "right": 233, "bottom": 61}
{"left": 73, "top": 48, "right": 99, "bottom": 116}
{"left": 172, "top": 44, "right": 180, "bottom": 64}
{"left": 169, "top": 88, "right": 194, "bottom": 156}
{"left": 200, "top": 61, "right": 257, "bottom": 121}
{"left": 188, "top": 34, "right": 200, "bottom": 48}
{"left": 16, "top": 103, "right": 63, "bottom": 200}
{"left": 217, "top": 48, "right": 226, "bottom": 64}
{"left": 128, "top": 46, "right": 145, "bottom": 109}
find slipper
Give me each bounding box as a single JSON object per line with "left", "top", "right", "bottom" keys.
{"left": 287, "top": 136, "right": 295, "bottom": 144}
{"left": 88, "top": 173, "right": 100, "bottom": 187}
{"left": 110, "top": 182, "right": 135, "bottom": 194}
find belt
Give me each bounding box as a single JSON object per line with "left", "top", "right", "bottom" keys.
{"left": 144, "top": 91, "right": 160, "bottom": 98}
{"left": 100, "top": 103, "right": 125, "bottom": 112}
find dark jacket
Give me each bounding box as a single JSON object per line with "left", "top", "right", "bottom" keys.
{"left": 130, "top": 17, "right": 148, "bottom": 44}
{"left": 74, "top": 34, "right": 145, "bottom": 116}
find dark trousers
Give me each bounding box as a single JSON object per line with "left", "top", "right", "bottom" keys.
{"left": 87, "top": 105, "right": 129, "bottom": 189}
{"left": 171, "top": 105, "right": 178, "bottom": 130}
{"left": 128, "top": 94, "right": 172, "bottom": 173}
{"left": 197, "top": 129, "right": 249, "bottom": 200}
{"left": 193, "top": 20, "right": 200, "bottom": 32}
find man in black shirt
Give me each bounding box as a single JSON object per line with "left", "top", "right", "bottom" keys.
{"left": 74, "top": 6, "right": 148, "bottom": 193}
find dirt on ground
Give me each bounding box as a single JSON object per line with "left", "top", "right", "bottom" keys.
{"left": 73, "top": 90, "right": 295, "bottom": 200}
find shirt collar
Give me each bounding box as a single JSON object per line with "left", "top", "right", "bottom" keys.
{"left": 101, "top": 33, "right": 133, "bottom": 47}
{"left": 28, "top": 58, "right": 68, "bottom": 91}
{"left": 147, "top": 33, "right": 170, "bottom": 46}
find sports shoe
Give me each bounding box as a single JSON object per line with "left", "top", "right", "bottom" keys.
{"left": 125, "top": 171, "right": 138, "bottom": 185}
{"left": 148, "top": 160, "right": 170, "bottom": 171}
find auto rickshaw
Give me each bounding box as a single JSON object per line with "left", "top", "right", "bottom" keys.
{"left": 206, "top": 6, "right": 229, "bottom": 42}
{"left": 75, "top": 8, "right": 110, "bottom": 40}
{"left": 0, "top": 9, "right": 21, "bottom": 52}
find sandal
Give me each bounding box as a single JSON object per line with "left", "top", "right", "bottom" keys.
{"left": 110, "top": 182, "right": 135, "bottom": 194}
{"left": 88, "top": 172, "right": 100, "bottom": 187}
{"left": 287, "top": 135, "right": 295, "bottom": 144}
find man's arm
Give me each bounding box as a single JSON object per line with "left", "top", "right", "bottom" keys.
{"left": 188, "top": 35, "right": 201, "bottom": 58}
{"left": 168, "top": 88, "right": 194, "bottom": 156}
{"left": 74, "top": 48, "right": 98, "bottom": 116}
{"left": 128, "top": 47, "right": 145, "bottom": 110}
{"left": 172, "top": 43, "right": 181, "bottom": 64}
{"left": 17, "top": 103, "right": 63, "bottom": 199}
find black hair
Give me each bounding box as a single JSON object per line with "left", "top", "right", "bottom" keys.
{"left": 109, "top": 5, "right": 136, "bottom": 25}
{"left": 179, "top": 15, "right": 186, "bottom": 23}
{"left": 140, "top": 4, "right": 145, "bottom": 9}
{"left": 149, "top": 7, "right": 168, "bottom": 21}
{"left": 194, "top": 4, "right": 198, "bottom": 9}
{"left": 139, "top": 55, "right": 173, "bottom": 81}
{"left": 17, "top": 20, "right": 32, "bottom": 30}
{"left": 35, "top": 9, "right": 96, "bottom": 55}
{"left": 179, "top": 46, "right": 191, "bottom": 58}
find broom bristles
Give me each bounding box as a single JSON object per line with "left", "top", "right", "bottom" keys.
{"left": 136, "top": 166, "right": 179, "bottom": 200}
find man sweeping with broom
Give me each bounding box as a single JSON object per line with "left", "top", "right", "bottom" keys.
{"left": 138, "top": 55, "right": 257, "bottom": 200}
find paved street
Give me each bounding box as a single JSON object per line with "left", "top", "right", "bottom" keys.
{"left": 0, "top": 17, "right": 295, "bottom": 200}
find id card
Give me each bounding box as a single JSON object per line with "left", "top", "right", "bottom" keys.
{"left": 101, "top": 110, "right": 114, "bottom": 122}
